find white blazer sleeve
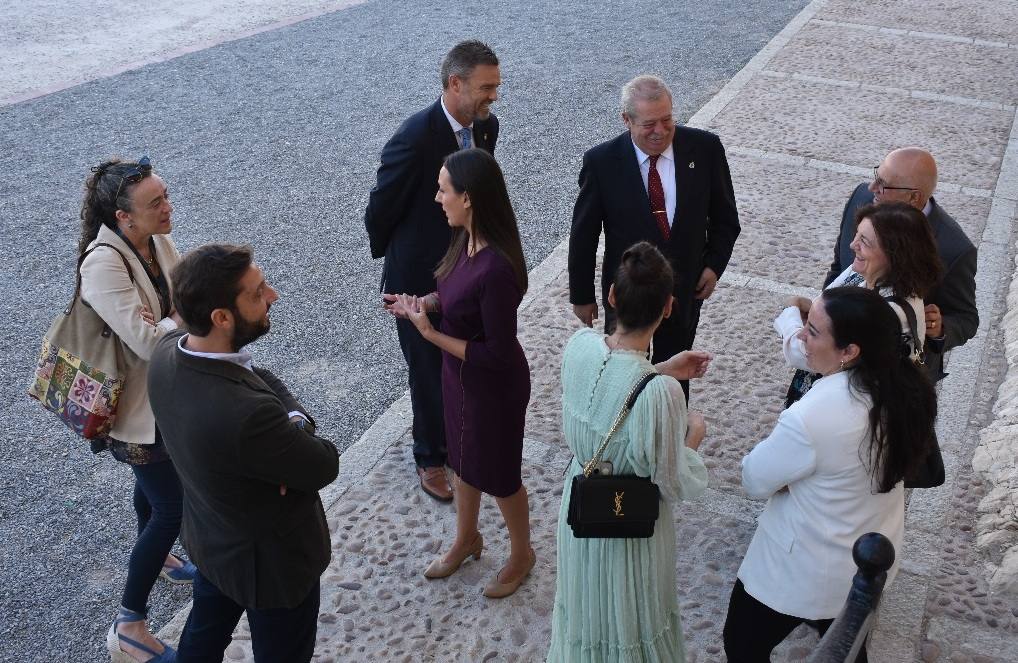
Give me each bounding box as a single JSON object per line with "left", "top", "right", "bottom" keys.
{"left": 742, "top": 406, "right": 817, "bottom": 499}
{"left": 79, "top": 247, "right": 174, "bottom": 361}
{"left": 774, "top": 306, "right": 810, "bottom": 371}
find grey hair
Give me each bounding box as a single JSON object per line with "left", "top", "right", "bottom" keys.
{"left": 440, "top": 40, "right": 499, "bottom": 88}
{"left": 621, "top": 75, "right": 673, "bottom": 118}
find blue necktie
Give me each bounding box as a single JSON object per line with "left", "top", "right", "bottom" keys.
{"left": 458, "top": 127, "right": 472, "bottom": 150}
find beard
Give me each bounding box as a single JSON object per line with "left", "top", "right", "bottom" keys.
{"left": 230, "top": 307, "right": 270, "bottom": 352}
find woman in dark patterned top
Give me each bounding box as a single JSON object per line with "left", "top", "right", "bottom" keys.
{"left": 385, "top": 148, "right": 533, "bottom": 598}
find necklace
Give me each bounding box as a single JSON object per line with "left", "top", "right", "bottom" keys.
{"left": 605, "top": 333, "right": 650, "bottom": 357}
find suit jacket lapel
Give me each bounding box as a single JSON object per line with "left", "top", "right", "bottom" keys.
{"left": 429, "top": 98, "right": 459, "bottom": 156}
{"left": 670, "top": 137, "right": 695, "bottom": 243}
{"left": 613, "top": 135, "right": 656, "bottom": 234}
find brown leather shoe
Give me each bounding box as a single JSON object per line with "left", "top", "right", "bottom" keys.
{"left": 417, "top": 466, "right": 453, "bottom": 502}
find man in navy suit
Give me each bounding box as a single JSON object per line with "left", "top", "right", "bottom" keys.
{"left": 824, "top": 147, "right": 978, "bottom": 382}
{"left": 365, "top": 40, "right": 500, "bottom": 501}
{"left": 568, "top": 74, "right": 741, "bottom": 397}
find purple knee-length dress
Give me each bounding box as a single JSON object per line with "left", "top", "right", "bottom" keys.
{"left": 438, "top": 246, "right": 530, "bottom": 498}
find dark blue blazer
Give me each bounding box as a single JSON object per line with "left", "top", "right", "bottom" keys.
{"left": 824, "top": 183, "right": 979, "bottom": 381}
{"left": 568, "top": 127, "right": 741, "bottom": 329}
{"left": 364, "top": 98, "right": 498, "bottom": 295}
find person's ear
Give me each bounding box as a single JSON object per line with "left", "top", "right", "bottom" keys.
{"left": 448, "top": 74, "right": 464, "bottom": 96}
{"left": 462, "top": 192, "right": 471, "bottom": 209}
{"left": 662, "top": 295, "right": 674, "bottom": 320}
{"left": 842, "top": 342, "right": 861, "bottom": 367}
{"left": 622, "top": 112, "right": 633, "bottom": 129}
{"left": 607, "top": 283, "right": 617, "bottom": 309}
{"left": 210, "top": 308, "right": 233, "bottom": 332}
{"left": 114, "top": 208, "right": 131, "bottom": 226}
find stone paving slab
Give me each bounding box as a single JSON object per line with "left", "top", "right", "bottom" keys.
{"left": 709, "top": 75, "right": 1014, "bottom": 190}
{"left": 767, "top": 21, "right": 1018, "bottom": 105}
{"left": 818, "top": 0, "right": 1018, "bottom": 45}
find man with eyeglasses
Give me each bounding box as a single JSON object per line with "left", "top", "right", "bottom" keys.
{"left": 823, "top": 147, "right": 978, "bottom": 382}
{"left": 568, "top": 74, "right": 741, "bottom": 398}
{"left": 365, "top": 40, "right": 501, "bottom": 502}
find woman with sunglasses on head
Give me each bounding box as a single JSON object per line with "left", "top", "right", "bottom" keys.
{"left": 385, "top": 148, "right": 535, "bottom": 598}
{"left": 724, "top": 286, "right": 938, "bottom": 661}
{"left": 79, "top": 157, "right": 191, "bottom": 663}
{"left": 780, "top": 202, "right": 942, "bottom": 406}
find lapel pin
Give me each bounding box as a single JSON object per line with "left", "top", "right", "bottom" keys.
{"left": 688, "top": 161, "right": 695, "bottom": 169}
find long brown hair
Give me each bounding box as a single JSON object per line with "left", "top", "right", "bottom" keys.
{"left": 434, "top": 148, "right": 527, "bottom": 294}
{"left": 854, "top": 202, "right": 942, "bottom": 298}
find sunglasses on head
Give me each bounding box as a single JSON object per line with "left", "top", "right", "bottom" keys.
{"left": 112, "top": 156, "right": 153, "bottom": 202}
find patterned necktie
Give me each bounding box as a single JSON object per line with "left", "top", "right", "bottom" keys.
{"left": 648, "top": 155, "right": 670, "bottom": 241}
{"left": 458, "top": 127, "right": 472, "bottom": 150}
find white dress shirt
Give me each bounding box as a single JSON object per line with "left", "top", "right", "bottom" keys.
{"left": 177, "top": 335, "right": 307, "bottom": 422}
{"left": 632, "top": 141, "right": 676, "bottom": 227}
{"left": 441, "top": 96, "right": 472, "bottom": 148}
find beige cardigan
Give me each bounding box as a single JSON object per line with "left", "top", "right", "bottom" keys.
{"left": 80, "top": 225, "right": 181, "bottom": 445}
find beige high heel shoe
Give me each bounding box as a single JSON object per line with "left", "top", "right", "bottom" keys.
{"left": 482, "top": 548, "right": 536, "bottom": 599}
{"left": 424, "top": 533, "right": 483, "bottom": 579}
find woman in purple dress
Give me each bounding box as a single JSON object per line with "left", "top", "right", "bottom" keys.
{"left": 385, "top": 148, "right": 534, "bottom": 598}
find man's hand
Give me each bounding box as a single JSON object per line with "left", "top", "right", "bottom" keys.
{"left": 685, "top": 411, "right": 706, "bottom": 451}
{"left": 694, "top": 267, "right": 718, "bottom": 300}
{"left": 924, "top": 304, "right": 944, "bottom": 339}
{"left": 656, "top": 350, "right": 713, "bottom": 381}
{"left": 788, "top": 296, "right": 813, "bottom": 323}
{"left": 573, "top": 303, "right": 598, "bottom": 328}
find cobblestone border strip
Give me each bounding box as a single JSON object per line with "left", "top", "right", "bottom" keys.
{"left": 811, "top": 18, "right": 1017, "bottom": 50}
{"left": 686, "top": 0, "right": 830, "bottom": 128}
{"left": 757, "top": 70, "right": 1016, "bottom": 111}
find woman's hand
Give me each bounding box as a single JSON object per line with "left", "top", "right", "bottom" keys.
{"left": 656, "top": 350, "right": 713, "bottom": 380}
{"left": 140, "top": 305, "right": 156, "bottom": 327}
{"left": 788, "top": 296, "right": 812, "bottom": 323}
{"left": 395, "top": 294, "right": 434, "bottom": 337}
{"left": 685, "top": 411, "right": 706, "bottom": 451}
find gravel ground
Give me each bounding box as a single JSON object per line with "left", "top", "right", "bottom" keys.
{"left": 0, "top": 0, "right": 808, "bottom": 660}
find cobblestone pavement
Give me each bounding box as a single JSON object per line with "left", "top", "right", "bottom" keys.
{"left": 157, "top": 0, "right": 1018, "bottom": 660}
{"left": 0, "top": 1, "right": 809, "bottom": 661}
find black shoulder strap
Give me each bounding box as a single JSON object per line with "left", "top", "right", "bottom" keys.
{"left": 884, "top": 295, "right": 923, "bottom": 363}
{"left": 625, "top": 372, "right": 658, "bottom": 410}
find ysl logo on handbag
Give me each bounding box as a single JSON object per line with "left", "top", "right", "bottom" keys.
{"left": 613, "top": 491, "right": 625, "bottom": 517}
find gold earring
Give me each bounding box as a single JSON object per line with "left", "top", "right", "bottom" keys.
{"left": 840, "top": 359, "right": 845, "bottom": 370}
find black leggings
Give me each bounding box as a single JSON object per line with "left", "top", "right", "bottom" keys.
{"left": 120, "top": 459, "right": 183, "bottom": 613}
{"left": 723, "top": 579, "right": 868, "bottom": 663}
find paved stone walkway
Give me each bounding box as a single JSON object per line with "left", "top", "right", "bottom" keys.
{"left": 159, "top": 0, "right": 1018, "bottom": 660}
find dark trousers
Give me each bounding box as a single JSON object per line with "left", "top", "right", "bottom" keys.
{"left": 396, "top": 316, "right": 446, "bottom": 467}
{"left": 121, "top": 459, "right": 182, "bottom": 613}
{"left": 604, "top": 299, "right": 702, "bottom": 400}
{"left": 723, "top": 579, "right": 868, "bottom": 662}
{"left": 177, "top": 571, "right": 320, "bottom": 663}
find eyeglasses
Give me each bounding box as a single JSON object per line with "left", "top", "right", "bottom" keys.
{"left": 113, "top": 156, "right": 153, "bottom": 202}
{"left": 871, "top": 166, "right": 916, "bottom": 193}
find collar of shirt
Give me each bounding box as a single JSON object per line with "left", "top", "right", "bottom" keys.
{"left": 631, "top": 141, "right": 675, "bottom": 167}
{"left": 922, "top": 199, "right": 933, "bottom": 216}
{"left": 177, "top": 334, "right": 254, "bottom": 372}
{"left": 440, "top": 96, "right": 472, "bottom": 135}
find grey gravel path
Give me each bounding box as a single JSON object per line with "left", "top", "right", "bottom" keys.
{"left": 0, "top": 1, "right": 809, "bottom": 661}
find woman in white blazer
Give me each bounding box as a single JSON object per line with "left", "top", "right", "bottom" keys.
{"left": 724, "top": 287, "right": 938, "bottom": 662}
{"left": 78, "top": 157, "right": 189, "bottom": 663}
{"left": 779, "top": 202, "right": 942, "bottom": 405}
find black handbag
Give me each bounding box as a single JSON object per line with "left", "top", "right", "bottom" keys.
{"left": 886, "top": 295, "right": 945, "bottom": 489}
{"left": 567, "top": 372, "right": 662, "bottom": 538}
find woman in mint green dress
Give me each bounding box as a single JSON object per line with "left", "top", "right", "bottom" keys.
{"left": 548, "top": 242, "right": 710, "bottom": 662}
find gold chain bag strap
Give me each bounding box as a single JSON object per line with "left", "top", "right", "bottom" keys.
{"left": 27, "top": 243, "right": 134, "bottom": 439}
{"left": 566, "top": 372, "right": 661, "bottom": 538}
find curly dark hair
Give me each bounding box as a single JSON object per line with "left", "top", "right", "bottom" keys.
{"left": 822, "top": 287, "right": 938, "bottom": 492}
{"left": 854, "top": 202, "right": 942, "bottom": 298}
{"left": 78, "top": 157, "right": 154, "bottom": 257}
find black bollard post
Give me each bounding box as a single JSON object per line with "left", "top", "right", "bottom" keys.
{"left": 806, "top": 532, "right": 896, "bottom": 663}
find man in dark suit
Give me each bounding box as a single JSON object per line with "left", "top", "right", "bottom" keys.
{"left": 824, "top": 147, "right": 978, "bottom": 382}
{"left": 365, "top": 40, "right": 500, "bottom": 501}
{"left": 568, "top": 74, "right": 741, "bottom": 395}
{"left": 148, "top": 244, "right": 339, "bottom": 662}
